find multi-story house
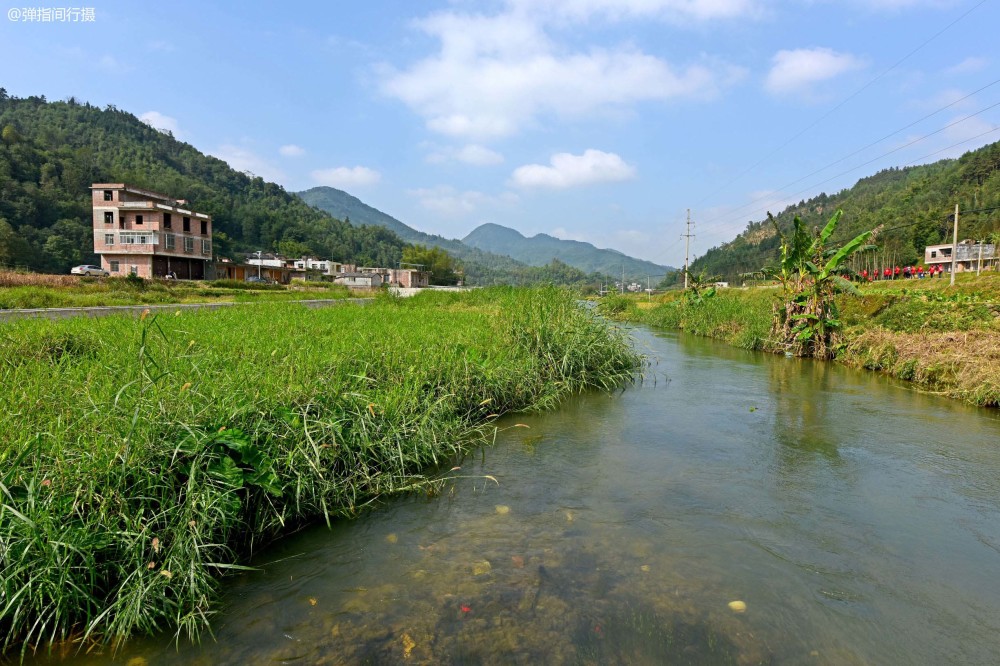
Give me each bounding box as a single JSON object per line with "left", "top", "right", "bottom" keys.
{"left": 925, "top": 240, "right": 997, "bottom": 273}
{"left": 91, "top": 183, "right": 213, "bottom": 279}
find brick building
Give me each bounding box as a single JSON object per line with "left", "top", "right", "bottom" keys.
{"left": 91, "top": 183, "right": 212, "bottom": 279}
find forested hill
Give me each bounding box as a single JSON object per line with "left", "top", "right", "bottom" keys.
{"left": 692, "top": 140, "right": 1000, "bottom": 282}
{"left": 463, "top": 223, "right": 673, "bottom": 279}
{"left": 298, "top": 186, "right": 671, "bottom": 282}
{"left": 297, "top": 186, "right": 469, "bottom": 254}
{"left": 0, "top": 91, "right": 406, "bottom": 272}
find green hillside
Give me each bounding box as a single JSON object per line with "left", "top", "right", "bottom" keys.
{"left": 463, "top": 222, "right": 673, "bottom": 280}
{"left": 0, "top": 91, "right": 405, "bottom": 273}
{"left": 692, "top": 141, "right": 1000, "bottom": 282}
{"left": 297, "top": 186, "right": 671, "bottom": 283}
{"left": 297, "top": 185, "right": 469, "bottom": 253}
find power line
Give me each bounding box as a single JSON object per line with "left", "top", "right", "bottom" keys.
{"left": 692, "top": 0, "right": 990, "bottom": 211}
{"left": 695, "top": 100, "right": 1000, "bottom": 239}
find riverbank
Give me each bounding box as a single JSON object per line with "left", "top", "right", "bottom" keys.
{"left": 608, "top": 274, "right": 1000, "bottom": 407}
{"left": 0, "top": 287, "right": 641, "bottom": 657}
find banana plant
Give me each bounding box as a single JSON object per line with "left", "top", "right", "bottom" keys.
{"left": 769, "top": 209, "right": 878, "bottom": 358}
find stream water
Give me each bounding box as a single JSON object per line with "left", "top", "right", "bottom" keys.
{"left": 34, "top": 326, "right": 1000, "bottom": 664}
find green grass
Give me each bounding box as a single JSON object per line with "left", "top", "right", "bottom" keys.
{"left": 0, "top": 274, "right": 354, "bottom": 309}
{"left": 605, "top": 289, "right": 777, "bottom": 351}
{"left": 0, "top": 287, "right": 640, "bottom": 657}
{"left": 602, "top": 274, "right": 1000, "bottom": 407}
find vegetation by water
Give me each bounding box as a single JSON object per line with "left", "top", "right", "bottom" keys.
{"left": 0, "top": 287, "right": 640, "bottom": 657}
{"left": 605, "top": 272, "right": 1000, "bottom": 406}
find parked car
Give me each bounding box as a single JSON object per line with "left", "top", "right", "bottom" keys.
{"left": 245, "top": 275, "right": 273, "bottom": 284}
{"left": 70, "top": 265, "right": 109, "bottom": 277}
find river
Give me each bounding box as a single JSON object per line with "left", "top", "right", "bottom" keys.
{"left": 32, "top": 326, "right": 1000, "bottom": 664}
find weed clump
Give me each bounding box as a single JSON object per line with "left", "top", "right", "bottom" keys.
{"left": 0, "top": 287, "right": 641, "bottom": 655}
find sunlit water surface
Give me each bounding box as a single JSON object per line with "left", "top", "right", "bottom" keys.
{"left": 32, "top": 327, "right": 1000, "bottom": 665}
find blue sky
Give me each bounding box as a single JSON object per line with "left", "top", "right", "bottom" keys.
{"left": 2, "top": 0, "right": 998, "bottom": 268}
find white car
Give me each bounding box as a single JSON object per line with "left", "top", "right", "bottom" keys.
{"left": 71, "top": 265, "right": 109, "bottom": 277}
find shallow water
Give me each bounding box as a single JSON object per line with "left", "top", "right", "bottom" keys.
{"left": 32, "top": 327, "right": 1000, "bottom": 664}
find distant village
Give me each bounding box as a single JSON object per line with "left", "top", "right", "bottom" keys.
{"left": 88, "top": 183, "right": 996, "bottom": 290}
{"left": 89, "top": 183, "right": 432, "bottom": 288}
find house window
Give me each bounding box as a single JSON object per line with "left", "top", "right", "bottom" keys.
{"left": 202, "top": 239, "right": 211, "bottom": 255}
{"left": 184, "top": 237, "right": 194, "bottom": 253}
{"left": 109, "top": 260, "right": 120, "bottom": 272}
{"left": 165, "top": 233, "right": 175, "bottom": 251}
{"left": 120, "top": 231, "right": 156, "bottom": 245}
{"left": 103, "top": 190, "right": 113, "bottom": 201}
{"left": 163, "top": 213, "right": 171, "bottom": 229}
{"left": 135, "top": 214, "right": 143, "bottom": 225}
{"left": 104, "top": 211, "right": 114, "bottom": 224}
{"left": 183, "top": 216, "right": 190, "bottom": 232}
{"left": 200, "top": 220, "right": 207, "bottom": 235}
{"left": 105, "top": 233, "right": 115, "bottom": 246}
{"left": 931, "top": 251, "right": 937, "bottom": 258}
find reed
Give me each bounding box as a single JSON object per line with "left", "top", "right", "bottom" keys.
{"left": 0, "top": 287, "right": 640, "bottom": 656}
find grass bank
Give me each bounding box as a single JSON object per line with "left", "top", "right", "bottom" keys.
{"left": 605, "top": 273, "right": 1000, "bottom": 407}
{"left": 0, "top": 270, "right": 353, "bottom": 309}
{"left": 0, "top": 287, "right": 641, "bottom": 657}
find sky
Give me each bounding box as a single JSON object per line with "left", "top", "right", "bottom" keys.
{"left": 2, "top": 0, "right": 999, "bottom": 269}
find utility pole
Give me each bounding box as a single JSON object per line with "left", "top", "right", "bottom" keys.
{"left": 682, "top": 209, "right": 694, "bottom": 289}
{"left": 621, "top": 264, "right": 625, "bottom": 294}
{"left": 950, "top": 204, "right": 959, "bottom": 286}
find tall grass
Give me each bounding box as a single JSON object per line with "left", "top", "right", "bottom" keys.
{"left": 611, "top": 289, "right": 777, "bottom": 351}
{"left": 0, "top": 287, "right": 640, "bottom": 657}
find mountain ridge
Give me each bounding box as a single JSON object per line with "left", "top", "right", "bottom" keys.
{"left": 297, "top": 186, "right": 673, "bottom": 281}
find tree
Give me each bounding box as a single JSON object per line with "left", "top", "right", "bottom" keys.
{"left": 402, "top": 244, "right": 460, "bottom": 285}
{"left": 770, "top": 209, "right": 877, "bottom": 359}
{"left": 1, "top": 124, "right": 20, "bottom": 145}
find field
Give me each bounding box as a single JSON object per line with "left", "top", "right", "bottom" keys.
{"left": 0, "top": 270, "right": 353, "bottom": 309}
{"left": 0, "top": 287, "right": 641, "bottom": 657}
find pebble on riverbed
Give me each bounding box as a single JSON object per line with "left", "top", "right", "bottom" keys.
{"left": 728, "top": 600, "right": 747, "bottom": 613}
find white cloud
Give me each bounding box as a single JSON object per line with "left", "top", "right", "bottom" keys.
{"left": 139, "top": 111, "right": 182, "bottom": 138}
{"left": 409, "top": 186, "right": 519, "bottom": 216}
{"left": 426, "top": 144, "right": 505, "bottom": 165}
{"left": 511, "top": 149, "right": 637, "bottom": 189}
{"left": 946, "top": 56, "right": 988, "bottom": 75}
{"left": 854, "top": 0, "right": 957, "bottom": 9}
{"left": 380, "top": 9, "right": 742, "bottom": 139}
{"left": 511, "top": 0, "right": 761, "bottom": 23}
{"left": 147, "top": 40, "right": 174, "bottom": 52}
{"left": 942, "top": 114, "right": 999, "bottom": 146}
{"left": 98, "top": 55, "right": 130, "bottom": 72}
{"left": 311, "top": 166, "right": 382, "bottom": 188}
{"left": 279, "top": 144, "right": 306, "bottom": 157}
{"left": 765, "top": 47, "right": 865, "bottom": 95}
{"left": 213, "top": 145, "right": 287, "bottom": 184}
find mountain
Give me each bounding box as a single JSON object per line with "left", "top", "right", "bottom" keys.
{"left": 0, "top": 91, "right": 405, "bottom": 272}
{"left": 692, "top": 140, "right": 1000, "bottom": 282}
{"left": 463, "top": 223, "right": 673, "bottom": 280}
{"left": 298, "top": 186, "right": 673, "bottom": 282}
{"left": 297, "top": 186, "right": 467, "bottom": 253}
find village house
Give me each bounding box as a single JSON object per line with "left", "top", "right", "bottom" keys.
{"left": 91, "top": 183, "right": 212, "bottom": 279}
{"left": 335, "top": 272, "right": 383, "bottom": 288}
{"left": 358, "top": 266, "right": 430, "bottom": 288}
{"left": 925, "top": 240, "right": 997, "bottom": 273}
